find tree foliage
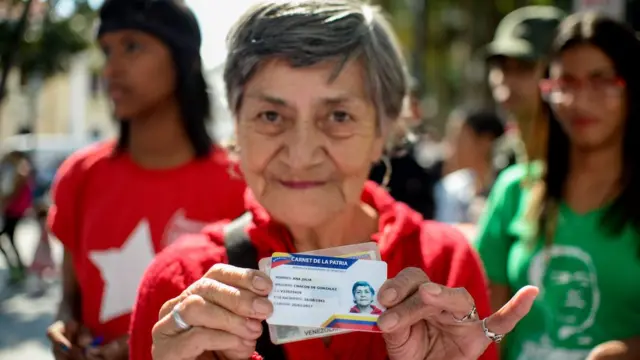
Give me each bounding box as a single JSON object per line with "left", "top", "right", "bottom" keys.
{"left": 0, "top": 0, "right": 95, "bottom": 91}
{"left": 375, "top": 0, "right": 572, "bottom": 126}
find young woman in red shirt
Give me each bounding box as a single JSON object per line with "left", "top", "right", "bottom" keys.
{"left": 45, "top": 0, "right": 246, "bottom": 359}
{"left": 132, "top": 1, "right": 539, "bottom": 360}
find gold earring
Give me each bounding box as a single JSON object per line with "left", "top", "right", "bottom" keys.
{"left": 380, "top": 155, "right": 392, "bottom": 190}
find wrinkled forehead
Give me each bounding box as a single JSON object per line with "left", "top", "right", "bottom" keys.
{"left": 242, "top": 57, "right": 373, "bottom": 107}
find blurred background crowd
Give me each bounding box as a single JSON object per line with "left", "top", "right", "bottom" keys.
{"left": 0, "top": 0, "right": 636, "bottom": 359}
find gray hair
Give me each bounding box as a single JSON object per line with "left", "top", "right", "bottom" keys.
{"left": 223, "top": 0, "right": 408, "bottom": 127}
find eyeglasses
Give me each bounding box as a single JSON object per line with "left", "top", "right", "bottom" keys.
{"left": 539, "top": 77, "right": 625, "bottom": 104}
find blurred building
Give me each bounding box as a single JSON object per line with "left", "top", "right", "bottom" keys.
{"left": 0, "top": 50, "right": 114, "bottom": 142}
{"left": 0, "top": 0, "right": 113, "bottom": 144}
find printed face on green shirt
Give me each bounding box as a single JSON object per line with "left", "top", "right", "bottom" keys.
{"left": 529, "top": 246, "right": 599, "bottom": 343}
{"left": 473, "top": 163, "right": 640, "bottom": 360}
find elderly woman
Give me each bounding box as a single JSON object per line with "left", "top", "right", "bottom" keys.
{"left": 129, "top": 1, "right": 538, "bottom": 360}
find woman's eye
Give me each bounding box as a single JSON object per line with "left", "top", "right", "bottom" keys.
{"left": 260, "top": 111, "right": 281, "bottom": 123}
{"left": 125, "top": 41, "right": 142, "bottom": 53}
{"left": 330, "top": 111, "right": 351, "bottom": 123}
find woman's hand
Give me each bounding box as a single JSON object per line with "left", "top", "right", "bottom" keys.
{"left": 47, "top": 320, "right": 92, "bottom": 360}
{"left": 377, "top": 268, "right": 538, "bottom": 360}
{"left": 151, "top": 264, "right": 272, "bottom": 360}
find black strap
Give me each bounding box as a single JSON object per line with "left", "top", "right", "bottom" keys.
{"left": 223, "top": 213, "right": 286, "bottom": 360}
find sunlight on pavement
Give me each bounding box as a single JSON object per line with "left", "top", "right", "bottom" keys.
{"left": 0, "top": 220, "right": 63, "bottom": 360}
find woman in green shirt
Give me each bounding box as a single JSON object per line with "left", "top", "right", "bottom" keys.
{"left": 474, "top": 12, "right": 640, "bottom": 360}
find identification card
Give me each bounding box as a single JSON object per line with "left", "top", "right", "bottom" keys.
{"left": 267, "top": 252, "right": 387, "bottom": 332}
{"left": 260, "top": 248, "right": 379, "bottom": 344}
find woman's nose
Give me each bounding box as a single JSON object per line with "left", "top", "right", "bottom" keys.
{"left": 283, "top": 120, "right": 324, "bottom": 170}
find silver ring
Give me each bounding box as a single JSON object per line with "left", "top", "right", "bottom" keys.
{"left": 482, "top": 318, "right": 504, "bottom": 343}
{"left": 452, "top": 304, "right": 478, "bottom": 323}
{"left": 172, "top": 303, "right": 192, "bottom": 331}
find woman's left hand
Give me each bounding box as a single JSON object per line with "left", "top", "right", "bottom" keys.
{"left": 377, "top": 268, "right": 538, "bottom": 360}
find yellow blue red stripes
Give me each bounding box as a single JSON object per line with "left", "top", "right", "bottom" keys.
{"left": 321, "top": 314, "right": 381, "bottom": 332}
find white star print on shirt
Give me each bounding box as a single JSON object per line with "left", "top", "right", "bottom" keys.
{"left": 89, "top": 219, "right": 156, "bottom": 323}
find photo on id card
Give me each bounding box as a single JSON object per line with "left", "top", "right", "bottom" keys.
{"left": 259, "top": 243, "right": 381, "bottom": 344}
{"left": 267, "top": 252, "right": 387, "bottom": 332}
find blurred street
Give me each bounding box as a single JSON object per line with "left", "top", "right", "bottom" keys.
{"left": 0, "top": 219, "right": 63, "bottom": 360}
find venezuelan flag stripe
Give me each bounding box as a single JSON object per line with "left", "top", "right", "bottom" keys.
{"left": 271, "top": 253, "right": 293, "bottom": 268}
{"left": 321, "top": 315, "right": 381, "bottom": 332}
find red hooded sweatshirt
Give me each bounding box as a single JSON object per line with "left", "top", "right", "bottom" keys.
{"left": 129, "top": 182, "right": 497, "bottom": 360}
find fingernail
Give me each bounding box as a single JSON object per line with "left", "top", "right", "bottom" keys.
{"left": 59, "top": 344, "right": 69, "bottom": 352}
{"left": 253, "top": 276, "right": 269, "bottom": 291}
{"left": 253, "top": 298, "right": 271, "bottom": 315}
{"left": 381, "top": 288, "right": 398, "bottom": 304}
{"left": 246, "top": 319, "right": 262, "bottom": 332}
{"left": 423, "top": 282, "right": 442, "bottom": 295}
{"left": 378, "top": 313, "right": 399, "bottom": 330}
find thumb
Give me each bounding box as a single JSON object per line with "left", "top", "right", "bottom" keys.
{"left": 484, "top": 285, "right": 539, "bottom": 335}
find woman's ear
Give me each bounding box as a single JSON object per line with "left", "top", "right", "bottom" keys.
{"left": 370, "top": 123, "right": 389, "bottom": 163}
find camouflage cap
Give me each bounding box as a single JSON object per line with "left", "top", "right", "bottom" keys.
{"left": 486, "top": 5, "right": 565, "bottom": 62}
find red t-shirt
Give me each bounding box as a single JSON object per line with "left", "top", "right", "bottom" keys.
{"left": 47, "top": 141, "right": 246, "bottom": 343}
{"left": 130, "top": 182, "right": 497, "bottom": 360}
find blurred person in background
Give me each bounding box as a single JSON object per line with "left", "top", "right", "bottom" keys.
{"left": 475, "top": 12, "right": 640, "bottom": 360}
{"left": 435, "top": 109, "right": 505, "bottom": 224}
{"left": 486, "top": 6, "right": 565, "bottom": 166}
{"left": 369, "top": 78, "right": 442, "bottom": 219}
{"left": 45, "top": 0, "right": 246, "bottom": 359}
{"left": 127, "top": 1, "right": 544, "bottom": 359}
{"left": 29, "top": 153, "right": 57, "bottom": 287}
{"left": 0, "top": 150, "right": 33, "bottom": 284}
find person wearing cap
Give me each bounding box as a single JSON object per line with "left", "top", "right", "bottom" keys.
{"left": 45, "top": 0, "right": 246, "bottom": 358}
{"left": 485, "top": 5, "right": 565, "bottom": 164}
{"left": 478, "top": 4, "right": 564, "bottom": 314}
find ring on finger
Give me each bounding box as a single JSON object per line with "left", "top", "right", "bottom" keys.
{"left": 452, "top": 304, "right": 478, "bottom": 323}
{"left": 172, "top": 303, "right": 192, "bottom": 331}
{"left": 482, "top": 318, "right": 505, "bottom": 343}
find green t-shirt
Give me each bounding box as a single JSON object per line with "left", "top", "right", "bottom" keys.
{"left": 474, "top": 163, "right": 640, "bottom": 360}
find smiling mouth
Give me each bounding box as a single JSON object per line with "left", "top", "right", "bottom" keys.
{"left": 278, "top": 180, "right": 327, "bottom": 189}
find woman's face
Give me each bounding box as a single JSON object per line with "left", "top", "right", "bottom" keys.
{"left": 99, "top": 30, "right": 176, "bottom": 120}
{"left": 354, "top": 286, "right": 373, "bottom": 307}
{"left": 236, "top": 58, "right": 384, "bottom": 228}
{"left": 549, "top": 44, "right": 626, "bottom": 150}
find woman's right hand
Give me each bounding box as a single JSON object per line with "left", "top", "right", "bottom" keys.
{"left": 151, "top": 264, "right": 273, "bottom": 360}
